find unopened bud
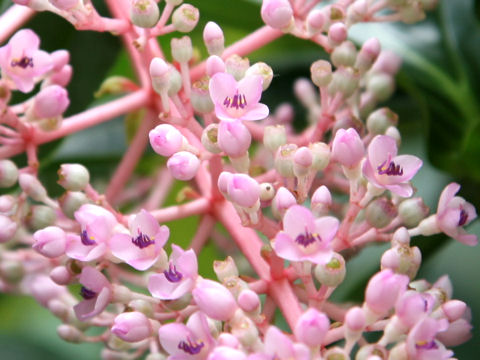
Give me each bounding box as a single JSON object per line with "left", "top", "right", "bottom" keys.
{"left": 205, "top": 55, "right": 225, "bottom": 77}
{"left": 261, "top": 0, "right": 294, "bottom": 30}
{"left": 314, "top": 252, "right": 346, "bottom": 287}
{"left": 365, "top": 197, "right": 397, "bottom": 228}
{"left": 366, "top": 107, "right": 398, "bottom": 135}
{"left": 172, "top": 4, "right": 199, "bottom": 33}
{"left": 130, "top": 0, "right": 160, "bottom": 28}
{"left": 0, "top": 215, "right": 17, "bottom": 243}
{"left": 263, "top": 125, "right": 287, "bottom": 152}
{"left": 167, "top": 65, "right": 182, "bottom": 96}
{"left": 346, "top": 0, "right": 367, "bottom": 24}
{"left": 328, "top": 22, "right": 348, "bottom": 47}
{"left": 238, "top": 289, "right": 260, "bottom": 313}
{"left": 57, "top": 163, "right": 90, "bottom": 191}
{"left": 26, "top": 205, "right": 57, "bottom": 231}
{"left": 323, "top": 347, "right": 350, "bottom": 360}
{"left": 191, "top": 77, "right": 214, "bottom": 113}
{"left": 271, "top": 186, "right": 296, "bottom": 219}
{"left": 356, "top": 344, "right": 388, "bottom": 360}
{"left": 331, "top": 41, "right": 357, "bottom": 68}
{"left": 167, "top": 151, "right": 200, "bottom": 181}
{"left": 311, "top": 60, "right": 332, "bottom": 88}
{"left": 171, "top": 36, "right": 193, "bottom": 63}
{"left": 0, "top": 160, "right": 18, "bottom": 188}
{"left": 306, "top": 9, "right": 325, "bottom": 35}
{"left": 275, "top": 143, "right": 297, "bottom": 177}
{"left": 293, "top": 146, "right": 313, "bottom": 177}
{"left": 0, "top": 195, "right": 16, "bottom": 213}
{"left": 355, "top": 37, "right": 381, "bottom": 73}
{"left": 385, "top": 126, "right": 401, "bottom": 146}
{"left": 367, "top": 73, "right": 395, "bottom": 101}
{"left": 149, "top": 124, "right": 184, "bottom": 157}
{"left": 59, "top": 191, "right": 89, "bottom": 219}
{"left": 33, "top": 226, "right": 66, "bottom": 258}
{"left": 259, "top": 182, "right": 275, "bottom": 202}
{"left": 328, "top": 67, "right": 359, "bottom": 98}
{"left": 309, "top": 142, "right": 330, "bottom": 171}
{"left": 380, "top": 245, "right": 421, "bottom": 280}
{"left": 225, "top": 54, "right": 249, "bottom": 81}
{"left": 50, "top": 266, "right": 73, "bottom": 285}
{"left": 245, "top": 62, "right": 273, "bottom": 90}
{"left": 398, "top": 197, "right": 429, "bottom": 228}
{"left": 57, "top": 324, "right": 84, "bottom": 343}
{"left": 33, "top": 84, "right": 69, "bottom": 119}
{"left": 18, "top": 173, "right": 48, "bottom": 202}
{"left": 294, "top": 78, "right": 317, "bottom": 107}
{"left": 149, "top": 58, "right": 170, "bottom": 94}
{"left": 203, "top": 21, "right": 224, "bottom": 56}
{"left": 201, "top": 123, "right": 221, "bottom": 153}
{"left": 311, "top": 185, "right": 332, "bottom": 215}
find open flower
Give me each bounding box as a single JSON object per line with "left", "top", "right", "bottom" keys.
{"left": 74, "top": 266, "right": 112, "bottom": 321}
{"left": 0, "top": 29, "right": 53, "bottom": 93}
{"left": 435, "top": 183, "right": 477, "bottom": 246}
{"left": 272, "top": 205, "right": 338, "bottom": 264}
{"left": 209, "top": 72, "right": 269, "bottom": 122}
{"left": 406, "top": 318, "right": 453, "bottom": 360}
{"left": 362, "top": 135, "right": 422, "bottom": 197}
{"left": 109, "top": 209, "right": 169, "bottom": 271}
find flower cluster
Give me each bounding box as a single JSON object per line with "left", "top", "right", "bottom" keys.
{"left": 0, "top": 0, "right": 477, "bottom": 359}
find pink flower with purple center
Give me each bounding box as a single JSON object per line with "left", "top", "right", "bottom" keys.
{"left": 109, "top": 209, "right": 169, "bottom": 271}
{"left": 436, "top": 182, "right": 477, "bottom": 246}
{"left": 209, "top": 72, "right": 269, "bottom": 122}
{"left": 66, "top": 204, "right": 118, "bottom": 262}
{"left": 0, "top": 29, "right": 53, "bottom": 93}
{"left": 74, "top": 266, "right": 112, "bottom": 321}
{"left": 406, "top": 317, "right": 453, "bottom": 360}
{"left": 148, "top": 245, "right": 198, "bottom": 300}
{"left": 362, "top": 135, "right": 422, "bottom": 197}
{"left": 262, "top": 326, "right": 310, "bottom": 360}
{"left": 272, "top": 205, "right": 338, "bottom": 264}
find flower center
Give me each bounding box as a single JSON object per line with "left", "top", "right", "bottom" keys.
{"left": 223, "top": 91, "right": 247, "bottom": 110}
{"left": 377, "top": 158, "right": 403, "bottom": 176}
{"left": 415, "top": 339, "right": 438, "bottom": 350}
{"left": 131, "top": 230, "right": 154, "bottom": 249}
{"left": 11, "top": 56, "right": 34, "bottom": 69}
{"left": 163, "top": 263, "right": 183, "bottom": 282}
{"left": 80, "top": 229, "right": 96, "bottom": 246}
{"left": 80, "top": 286, "right": 97, "bottom": 300}
{"left": 295, "top": 229, "right": 321, "bottom": 247}
{"left": 458, "top": 209, "right": 468, "bottom": 227}
{"left": 178, "top": 338, "right": 204, "bottom": 355}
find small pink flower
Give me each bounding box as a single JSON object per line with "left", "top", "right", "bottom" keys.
{"left": 0, "top": 29, "right": 53, "bottom": 93}
{"left": 363, "top": 135, "right": 422, "bottom": 197}
{"left": 192, "top": 279, "right": 237, "bottom": 321}
{"left": 207, "top": 346, "right": 247, "bottom": 360}
{"left": 109, "top": 209, "right": 169, "bottom": 271}
{"left": 406, "top": 318, "right": 453, "bottom": 360}
{"left": 395, "top": 290, "right": 434, "bottom": 329}
{"left": 65, "top": 204, "right": 118, "bottom": 262}
{"left": 74, "top": 266, "right": 112, "bottom": 321}
{"left": 32, "top": 226, "right": 67, "bottom": 258}
{"left": 111, "top": 311, "right": 152, "bottom": 342}
{"left": 261, "top": 0, "right": 294, "bottom": 30}
{"left": 263, "top": 326, "right": 310, "bottom": 360}
{"left": 148, "top": 245, "right": 198, "bottom": 300}
{"left": 272, "top": 205, "right": 338, "bottom": 264}
{"left": 435, "top": 182, "right": 477, "bottom": 246}
{"left": 209, "top": 72, "right": 269, "bottom": 122}
{"left": 158, "top": 311, "right": 215, "bottom": 360}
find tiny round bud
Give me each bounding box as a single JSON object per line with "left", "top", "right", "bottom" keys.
{"left": 331, "top": 128, "right": 364, "bottom": 168}
{"left": 201, "top": 123, "right": 222, "bottom": 153}
{"left": 259, "top": 182, "right": 275, "bottom": 202}
{"left": 172, "top": 4, "right": 199, "bottom": 33}
{"left": 191, "top": 77, "right": 214, "bottom": 113}
{"left": 355, "top": 37, "right": 381, "bottom": 73}
{"left": 130, "top": 0, "right": 160, "bottom": 28}
{"left": 328, "top": 22, "right": 348, "bottom": 47}
{"left": 57, "top": 163, "right": 90, "bottom": 191}
{"left": 33, "top": 85, "right": 70, "bottom": 119}
{"left": 49, "top": 64, "right": 73, "bottom": 87}
{"left": 192, "top": 279, "right": 237, "bottom": 321}
{"left": 245, "top": 62, "right": 273, "bottom": 90}
{"left": 0, "top": 195, "right": 16, "bottom": 213}
{"left": 271, "top": 186, "right": 296, "bottom": 219}
{"left": 385, "top": 126, "right": 401, "bottom": 146}
{"left": 263, "top": 125, "right": 287, "bottom": 152}
{"left": 314, "top": 252, "right": 346, "bottom": 287}
{"left": 309, "top": 142, "right": 330, "bottom": 171}
{"left": 294, "top": 308, "right": 329, "bottom": 347}
{"left": 261, "top": 0, "right": 294, "bottom": 30}
{"left": 171, "top": 36, "right": 193, "bottom": 63}
{"left": 365, "top": 197, "right": 397, "bottom": 228}
{"left": 0, "top": 215, "right": 17, "bottom": 243}
{"left": 206, "top": 55, "right": 225, "bottom": 77}
{"left": 367, "top": 73, "right": 395, "bottom": 101}
{"left": 59, "top": 191, "right": 89, "bottom": 219}
{"left": 238, "top": 289, "right": 260, "bottom": 313}
{"left": 203, "top": 21, "right": 224, "bottom": 56}
{"left": 293, "top": 146, "right": 313, "bottom": 177}
{"left": 398, "top": 197, "right": 430, "bottom": 227}
{"left": 372, "top": 50, "right": 402, "bottom": 75}
{"left": 218, "top": 119, "right": 251, "bottom": 157}
{"left": 294, "top": 78, "right": 317, "bottom": 107}
{"left": 306, "top": 9, "right": 325, "bottom": 35}
{"left": 366, "top": 107, "right": 398, "bottom": 135}
{"left": 274, "top": 103, "right": 294, "bottom": 124}
{"left": 331, "top": 41, "right": 357, "bottom": 68}
{"left": 167, "top": 65, "right": 182, "bottom": 96}
{"left": 380, "top": 245, "right": 421, "bottom": 280}
{"left": 328, "top": 67, "right": 359, "bottom": 98}
{"left": 310, "top": 60, "right": 332, "bottom": 88}
{"left": 311, "top": 185, "right": 332, "bottom": 215}
{"left": 346, "top": 0, "right": 367, "bottom": 24}
{"left": 225, "top": 54, "right": 250, "bottom": 81}
{"left": 57, "top": 324, "right": 84, "bottom": 343}
{"left": 227, "top": 174, "right": 260, "bottom": 208}
{"left": 111, "top": 311, "right": 152, "bottom": 342}
{"left": 33, "top": 226, "right": 66, "bottom": 258}
{"left": 50, "top": 266, "right": 72, "bottom": 285}
{"left": 26, "top": 205, "right": 57, "bottom": 231}
{"left": 149, "top": 58, "right": 170, "bottom": 93}
{"left": 0, "top": 160, "right": 19, "bottom": 188}
{"left": 274, "top": 143, "right": 297, "bottom": 177}
{"left": 167, "top": 151, "right": 200, "bottom": 181}
{"left": 149, "top": 124, "right": 184, "bottom": 157}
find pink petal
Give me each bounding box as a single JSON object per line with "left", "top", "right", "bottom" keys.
{"left": 74, "top": 287, "right": 111, "bottom": 321}
{"left": 437, "top": 183, "right": 460, "bottom": 214}
{"left": 368, "top": 135, "right": 398, "bottom": 170}
{"left": 10, "top": 29, "right": 40, "bottom": 57}
{"left": 240, "top": 103, "right": 269, "bottom": 121}
{"left": 273, "top": 232, "right": 304, "bottom": 262}
{"left": 304, "top": 249, "right": 333, "bottom": 264}
{"left": 385, "top": 183, "right": 414, "bottom": 198}
{"left": 79, "top": 266, "right": 110, "bottom": 292}
{"left": 264, "top": 327, "right": 295, "bottom": 358}
{"left": 130, "top": 209, "right": 160, "bottom": 237}
{"left": 158, "top": 323, "right": 192, "bottom": 355}
{"left": 379, "top": 154, "right": 422, "bottom": 184}
{"left": 65, "top": 234, "right": 107, "bottom": 261}
{"left": 314, "top": 216, "right": 339, "bottom": 244}
{"left": 283, "top": 205, "right": 316, "bottom": 239}
{"left": 209, "top": 72, "right": 237, "bottom": 105}
{"left": 237, "top": 74, "right": 263, "bottom": 106}
{"left": 148, "top": 273, "right": 194, "bottom": 300}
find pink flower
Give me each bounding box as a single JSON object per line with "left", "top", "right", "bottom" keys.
{"left": 158, "top": 311, "right": 215, "bottom": 360}
{"left": 109, "top": 209, "right": 169, "bottom": 271}
{"left": 148, "top": 245, "right": 198, "bottom": 300}
{"left": 74, "top": 266, "right": 112, "bottom": 321}
{"left": 32, "top": 226, "right": 67, "bottom": 258}
{"left": 0, "top": 29, "right": 53, "bottom": 93}
{"left": 406, "top": 318, "right": 453, "bottom": 360}
{"left": 272, "top": 205, "right": 338, "bottom": 264}
{"left": 192, "top": 279, "right": 237, "bottom": 321}
{"left": 395, "top": 290, "right": 434, "bottom": 329}
{"left": 435, "top": 182, "right": 477, "bottom": 246}
{"left": 111, "top": 311, "right": 152, "bottom": 342}
{"left": 363, "top": 135, "right": 422, "bottom": 197}
{"left": 66, "top": 204, "right": 118, "bottom": 262}
{"left": 207, "top": 346, "right": 247, "bottom": 360}
{"left": 209, "top": 72, "right": 269, "bottom": 122}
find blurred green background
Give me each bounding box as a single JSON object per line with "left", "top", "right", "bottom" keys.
{"left": 0, "top": 0, "right": 479, "bottom": 358}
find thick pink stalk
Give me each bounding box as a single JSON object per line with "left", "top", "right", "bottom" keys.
{"left": 150, "top": 197, "right": 211, "bottom": 222}
{"left": 0, "top": 5, "right": 35, "bottom": 44}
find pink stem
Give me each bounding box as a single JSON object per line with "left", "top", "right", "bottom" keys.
{"left": 189, "top": 214, "right": 216, "bottom": 253}
{"left": 0, "top": 5, "right": 35, "bottom": 44}
{"left": 150, "top": 197, "right": 211, "bottom": 223}
{"left": 143, "top": 168, "right": 174, "bottom": 211}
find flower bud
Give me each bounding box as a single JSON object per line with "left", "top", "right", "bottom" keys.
{"left": 167, "top": 65, "right": 182, "bottom": 96}
{"left": 309, "top": 142, "right": 330, "bottom": 171}
{"left": 311, "top": 185, "right": 332, "bottom": 216}
{"left": 26, "top": 205, "right": 57, "bottom": 231}
{"left": 345, "top": 306, "right": 365, "bottom": 332}
{"left": 274, "top": 103, "right": 294, "bottom": 124}
{"left": 365, "top": 197, "right": 397, "bottom": 228}
{"left": 0, "top": 159, "right": 19, "bottom": 188}
{"left": 217, "top": 171, "right": 232, "bottom": 198}
{"left": 331, "top": 128, "right": 364, "bottom": 168}
{"left": 225, "top": 54, "right": 250, "bottom": 81}
{"left": 59, "top": 191, "right": 89, "bottom": 219}
{"left": 385, "top": 126, "right": 401, "bottom": 146}
{"left": 245, "top": 62, "right": 273, "bottom": 90}
{"left": 331, "top": 41, "right": 357, "bottom": 68}
{"left": 192, "top": 279, "right": 237, "bottom": 321}
{"left": 57, "top": 163, "right": 90, "bottom": 191}
{"left": 263, "top": 125, "right": 287, "bottom": 152}
{"left": 172, "top": 4, "right": 199, "bottom": 33}
{"left": 218, "top": 120, "right": 251, "bottom": 157}
{"left": 0, "top": 215, "right": 17, "bottom": 243}
{"left": 328, "top": 67, "right": 359, "bottom": 98}
{"left": 0, "top": 195, "right": 16, "bottom": 213}
{"left": 261, "top": 0, "right": 293, "bottom": 30}
{"left": 227, "top": 173, "right": 260, "bottom": 208}
{"left": 355, "top": 38, "right": 381, "bottom": 73}
{"left": 372, "top": 50, "right": 402, "bottom": 75}
{"left": 259, "top": 182, "right": 275, "bottom": 202}
{"left": 149, "top": 124, "right": 184, "bottom": 157}
{"left": 57, "top": 324, "right": 84, "bottom": 343}
{"left": 275, "top": 143, "right": 297, "bottom": 177}
{"left": 191, "top": 77, "right": 214, "bottom": 113}
{"left": 271, "top": 186, "right": 296, "bottom": 219}
{"left": 214, "top": 256, "right": 239, "bottom": 283}
{"left": 398, "top": 197, "right": 429, "bottom": 228}
{"left": 294, "top": 78, "right": 317, "bottom": 108}
{"left": 49, "top": 64, "right": 73, "bottom": 87}
{"left": 328, "top": 23, "right": 347, "bottom": 47}
{"left": 306, "top": 9, "right": 325, "bottom": 35}
{"left": 149, "top": 58, "right": 170, "bottom": 94}
{"left": 238, "top": 289, "right": 260, "bottom": 313}
{"left": 206, "top": 55, "right": 225, "bottom": 77}
{"left": 217, "top": 333, "right": 240, "bottom": 348}
{"left": 33, "top": 226, "right": 66, "bottom": 258}
{"left": 293, "top": 146, "right": 313, "bottom": 177}
{"left": 50, "top": 266, "right": 73, "bottom": 285}
{"left": 112, "top": 311, "right": 152, "bottom": 342}
{"left": 366, "top": 107, "right": 398, "bottom": 135}
{"left": 294, "top": 308, "right": 329, "bottom": 347}
{"left": 230, "top": 310, "right": 259, "bottom": 348}
{"left": 323, "top": 347, "right": 350, "bottom": 360}
{"left": 201, "top": 123, "right": 221, "bottom": 153}
{"left": 314, "top": 252, "right": 346, "bottom": 287}
{"left": 346, "top": 0, "right": 367, "bottom": 24}
{"left": 50, "top": 49, "right": 70, "bottom": 71}
{"left": 203, "top": 21, "right": 224, "bottom": 56}
{"left": 355, "top": 344, "right": 388, "bottom": 360}
{"left": 130, "top": 0, "right": 160, "bottom": 28}
{"left": 381, "top": 245, "right": 421, "bottom": 280}
{"left": 310, "top": 60, "right": 332, "bottom": 88}
{"left": 367, "top": 73, "right": 395, "bottom": 101}
{"left": 167, "top": 151, "right": 200, "bottom": 181}
{"left": 171, "top": 36, "right": 193, "bottom": 63}
{"left": 33, "top": 85, "right": 69, "bottom": 119}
